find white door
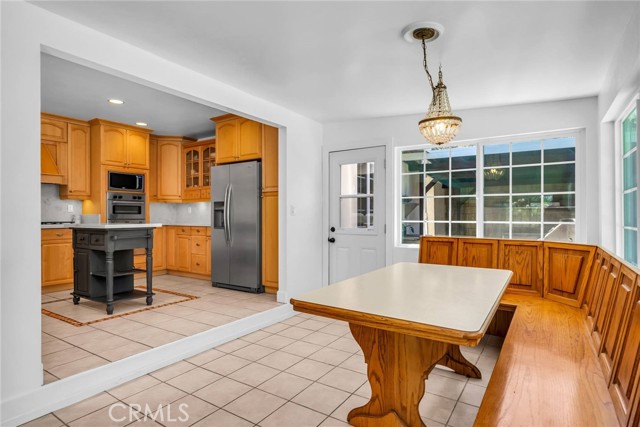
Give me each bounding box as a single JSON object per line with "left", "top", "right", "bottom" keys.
{"left": 329, "top": 146, "right": 386, "bottom": 284}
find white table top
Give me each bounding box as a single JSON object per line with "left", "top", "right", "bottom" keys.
{"left": 71, "top": 223, "right": 162, "bottom": 229}
{"left": 291, "top": 262, "right": 512, "bottom": 342}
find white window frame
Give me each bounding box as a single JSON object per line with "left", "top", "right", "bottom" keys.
{"left": 614, "top": 97, "right": 640, "bottom": 262}
{"left": 395, "top": 128, "right": 586, "bottom": 248}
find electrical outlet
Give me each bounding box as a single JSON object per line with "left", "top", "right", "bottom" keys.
{"left": 289, "top": 205, "right": 296, "bottom": 216}
{"left": 67, "top": 204, "right": 74, "bottom": 213}
{"left": 188, "top": 207, "right": 192, "bottom": 214}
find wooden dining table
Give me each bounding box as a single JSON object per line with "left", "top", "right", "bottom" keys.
{"left": 290, "top": 262, "right": 512, "bottom": 427}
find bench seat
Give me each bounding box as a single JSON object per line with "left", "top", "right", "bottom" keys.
{"left": 475, "top": 293, "right": 619, "bottom": 427}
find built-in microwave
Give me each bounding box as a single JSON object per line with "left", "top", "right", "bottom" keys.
{"left": 108, "top": 171, "right": 144, "bottom": 193}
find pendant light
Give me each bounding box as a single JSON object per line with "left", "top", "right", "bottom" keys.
{"left": 404, "top": 23, "right": 462, "bottom": 145}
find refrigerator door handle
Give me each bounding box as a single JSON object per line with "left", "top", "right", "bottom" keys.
{"left": 227, "top": 184, "right": 233, "bottom": 243}
{"left": 223, "top": 184, "right": 230, "bottom": 243}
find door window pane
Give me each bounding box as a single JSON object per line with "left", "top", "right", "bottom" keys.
{"left": 512, "top": 166, "right": 541, "bottom": 193}
{"left": 340, "top": 196, "right": 373, "bottom": 229}
{"left": 544, "top": 164, "right": 575, "bottom": 192}
{"left": 484, "top": 196, "right": 510, "bottom": 221}
{"left": 424, "top": 198, "right": 449, "bottom": 221}
{"left": 341, "top": 162, "right": 373, "bottom": 196}
{"left": 623, "top": 151, "right": 637, "bottom": 191}
{"left": 544, "top": 138, "right": 576, "bottom": 163}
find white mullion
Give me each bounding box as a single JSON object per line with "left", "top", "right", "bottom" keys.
{"left": 477, "top": 142, "right": 484, "bottom": 238}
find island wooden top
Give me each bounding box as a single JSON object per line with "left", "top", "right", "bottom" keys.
{"left": 290, "top": 262, "right": 512, "bottom": 346}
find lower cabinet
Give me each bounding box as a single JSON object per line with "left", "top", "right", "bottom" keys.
{"left": 165, "top": 226, "right": 211, "bottom": 277}
{"left": 41, "top": 229, "right": 74, "bottom": 287}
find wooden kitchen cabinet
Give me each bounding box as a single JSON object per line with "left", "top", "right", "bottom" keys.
{"left": 60, "top": 123, "right": 91, "bottom": 199}
{"left": 176, "top": 234, "right": 192, "bottom": 272}
{"left": 41, "top": 229, "right": 73, "bottom": 287}
{"left": 156, "top": 136, "right": 191, "bottom": 202}
{"left": 211, "top": 114, "right": 262, "bottom": 164}
{"left": 90, "top": 119, "right": 152, "bottom": 169}
{"left": 543, "top": 241, "right": 596, "bottom": 307}
{"left": 261, "top": 124, "right": 279, "bottom": 293}
{"left": 183, "top": 139, "right": 215, "bottom": 202}
{"left": 153, "top": 227, "right": 166, "bottom": 271}
{"left": 41, "top": 116, "right": 67, "bottom": 142}
{"left": 148, "top": 137, "right": 158, "bottom": 201}
{"left": 164, "top": 226, "right": 211, "bottom": 278}
{"left": 166, "top": 226, "right": 177, "bottom": 270}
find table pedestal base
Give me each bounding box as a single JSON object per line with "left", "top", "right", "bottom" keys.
{"left": 439, "top": 344, "right": 482, "bottom": 379}
{"left": 348, "top": 323, "right": 448, "bottom": 427}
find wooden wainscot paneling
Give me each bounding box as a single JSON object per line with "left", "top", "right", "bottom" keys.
{"left": 543, "top": 242, "right": 596, "bottom": 307}
{"left": 584, "top": 249, "right": 611, "bottom": 330}
{"left": 599, "top": 265, "right": 637, "bottom": 383}
{"left": 592, "top": 258, "right": 622, "bottom": 351}
{"left": 608, "top": 267, "right": 640, "bottom": 427}
{"left": 457, "top": 238, "right": 498, "bottom": 268}
{"left": 499, "top": 240, "right": 543, "bottom": 296}
{"left": 418, "top": 237, "right": 458, "bottom": 265}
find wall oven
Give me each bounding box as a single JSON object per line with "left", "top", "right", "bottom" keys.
{"left": 108, "top": 171, "right": 145, "bottom": 193}
{"left": 106, "top": 192, "right": 146, "bottom": 223}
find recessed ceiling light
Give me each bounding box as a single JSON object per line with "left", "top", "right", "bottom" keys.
{"left": 135, "top": 122, "right": 148, "bottom": 127}
{"left": 108, "top": 99, "right": 124, "bottom": 105}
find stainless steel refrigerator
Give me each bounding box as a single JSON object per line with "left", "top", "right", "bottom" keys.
{"left": 210, "top": 161, "right": 263, "bottom": 292}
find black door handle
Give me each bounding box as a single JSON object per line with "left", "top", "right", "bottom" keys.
{"left": 328, "top": 237, "right": 336, "bottom": 243}
{"left": 330, "top": 226, "right": 336, "bottom": 232}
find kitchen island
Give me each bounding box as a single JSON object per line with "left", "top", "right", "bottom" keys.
{"left": 71, "top": 224, "right": 161, "bottom": 314}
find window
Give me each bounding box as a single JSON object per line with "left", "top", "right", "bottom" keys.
{"left": 340, "top": 162, "right": 374, "bottom": 229}
{"left": 399, "top": 132, "right": 578, "bottom": 245}
{"left": 621, "top": 107, "right": 638, "bottom": 265}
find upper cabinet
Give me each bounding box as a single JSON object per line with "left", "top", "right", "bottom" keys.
{"left": 183, "top": 138, "right": 215, "bottom": 202}
{"left": 41, "top": 113, "right": 91, "bottom": 200}
{"left": 211, "top": 114, "right": 262, "bottom": 164}
{"left": 158, "top": 136, "right": 192, "bottom": 202}
{"left": 89, "top": 119, "right": 152, "bottom": 169}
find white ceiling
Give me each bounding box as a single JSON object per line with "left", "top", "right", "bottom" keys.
{"left": 34, "top": 1, "right": 637, "bottom": 123}
{"left": 41, "top": 54, "right": 227, "bottom": 138}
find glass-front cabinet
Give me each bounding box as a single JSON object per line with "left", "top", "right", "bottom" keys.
{"left": 183, "top": 138, "right": 216, "bottom": 201}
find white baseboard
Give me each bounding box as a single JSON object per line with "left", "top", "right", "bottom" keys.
{"left": 276, "top": 289, "right": 289, "bottom": 303}
{"left": 1, "top": 304, "right": 294, "bottom": 427}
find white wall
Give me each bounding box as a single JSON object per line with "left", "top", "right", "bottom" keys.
{"left": 597, "top": 5, "right": 640, "bottom": 253}
{"left": 0, "top": 1, "right": 323, "bottom": 422}
{"left": 324, "top": 97, "right": 599, "bottom": 263}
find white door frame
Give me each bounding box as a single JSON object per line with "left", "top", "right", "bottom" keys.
{"left": 322, "top": 137, "right": 394, "bottom": 287}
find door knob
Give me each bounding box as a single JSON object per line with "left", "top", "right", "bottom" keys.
{"left": 328, "top": 237, "right": 336, "bottom": 243}
{"left": 330, "top": 227, "right": 336, "bottom": 232}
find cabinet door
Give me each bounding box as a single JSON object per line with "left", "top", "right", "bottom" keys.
{"left": 499, "top": 240, "right": 543, "bottom": 296}
{"left": 262, "top": 191, "right": 279, "bottom": 291}
{"left": 216, "top": 120, "right": 237, "bottom": 164}
{"left": 206, "top": 236, "right": 211, "bottom": 276}
{"left": 176, "top": 235, "right": 191, "bottom": 272}
{"left": 101, "top": 125, "right": 127, "bottom": 166}
{"left": 202, "top": 145, "right": 215, "bottom": 189}
{"left": 41, "top": 117, "right": 67, "bottom": 142}
{"left": 262, "top": 125, "right": 278, "bottom": 192}
{"left": 543, "top": 242, "right": 596, "bottom": 307}
{"left": 457, "top": 238, "right": 498, "bottom": 268}
{"left": 126, "top": 130, "right": 149, "bottom": 169}
{"left": 62, "top": 124, "right": 91, "bottom": 198}
{"left": 148, "top": 138, "right": 158, "bottom": 201}
{"left": 42, "top": 242, "right": 74, "bottom": 286}
{"left": 599, "top": 266, "right": 637, "bottom": 382}
{"left": 237, "top": 118, "right": 262, "bottom": 160}
{"left": 418, "top": 237, "right": 457, "bottom": 265}
{"left": 609, "top": 277, "right": 640, "bottom": 427}
{"left": 184, "top": 147, "right": 201, "bottom": 192}
{"left": 166, "top": 227, "right": 177, "bottom": 270}
{"left": 157, "top": 140, "right": 182, "bottom": 200}
{"left": 191, "top": 235, "right": 207, "bottom": 255}
{"left": 153, "top": 227, "right": 166, "bottom": 271}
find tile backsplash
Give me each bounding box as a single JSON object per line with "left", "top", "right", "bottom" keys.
{"left": 41, "top": 184, "right": 82, "bottom": 222}
{"left": 150, "top": 202, "right": 210, "bottom": 226}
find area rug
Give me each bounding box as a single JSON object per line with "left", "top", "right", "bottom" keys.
{"left": 42, "top": 287, "right": 199, "bottom": 327}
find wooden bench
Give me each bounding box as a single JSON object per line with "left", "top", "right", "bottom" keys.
{"left": 418, "top": 237, "right": 640, "bottom": 427}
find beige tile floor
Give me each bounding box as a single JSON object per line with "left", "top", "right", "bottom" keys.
{"left": 42, "top": 275, "right": 281, "bottom": 383}
{"left": 29, "top": 311, "right": 502, "bottom": 427}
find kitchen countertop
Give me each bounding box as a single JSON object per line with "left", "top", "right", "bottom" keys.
{"left": 71, "top": 223, "right": 162, "bottom": 229}
{"left": 41, "top": 224, "right": 74, "bottom": 229}
{"left": 41, "top": 223, "right": 208, "bottom": 229}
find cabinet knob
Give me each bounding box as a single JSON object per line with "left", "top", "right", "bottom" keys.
{"left": 196, "top": 263, "right": 200, "bottom": 266}
{"left": 196, "top": 243, "right": 200, "bottom": 247}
